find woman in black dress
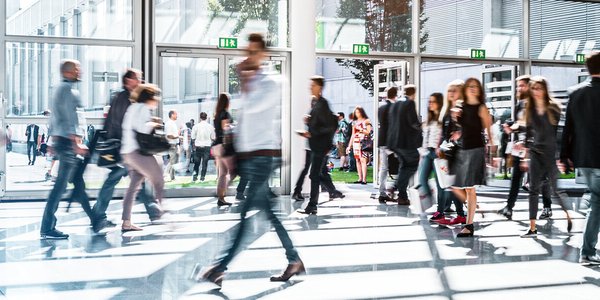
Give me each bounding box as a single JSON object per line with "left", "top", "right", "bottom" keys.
{"left": 452, "top": 78, "right": 493, "bottom": 237}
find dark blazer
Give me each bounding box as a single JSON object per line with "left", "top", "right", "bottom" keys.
{"left": 25, "top": 124, "right": 39, "bottom": 143}
{"left": 386, "top": 99, "right": 422, "bottom": 150}
{"left": 308, "top": 96, "right": 336, "bottom": 154}
{"left": 104, "top": 87, "right": 132, "bottom": 140}
{"left": 561, "top": 77, "right": 600, "bottom": 168}
{"left": 377, "top": 100, "right": 392, "bottom": 147}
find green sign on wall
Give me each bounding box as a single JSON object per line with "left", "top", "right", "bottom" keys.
{"left": 352, "top": 44, "right": 370, "bottom": 55}
{"left": 470, "top": 48, "right": 486, "bottom": 60}
{"left": 576, "top": 53, "right": 586, "bottom": 64}
{"left": 219, "top": 37, "right": 238, "bottom": 49}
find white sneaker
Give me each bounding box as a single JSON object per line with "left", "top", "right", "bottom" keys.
{"left": 580, "top": 254, "right": 600, "bottom": 265}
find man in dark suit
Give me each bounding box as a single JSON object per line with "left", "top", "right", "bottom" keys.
{"left": 386, "top": 85, "right": 422, "bottom": 205}
{"left": 25, "top": 123, "right": 39, "bottom": 165}
{"left": 299, "top": 76, "right": 338, "bottom": 215}
{"left": 561, "top": 51, "right": 600, "bottom": 265}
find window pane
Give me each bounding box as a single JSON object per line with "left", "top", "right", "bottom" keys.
{"left": 421, "top": 0, "right": 523, "bottom": 58}
{"left": 6, "top": 0, "right": 133, "bottom": 40}
{"left": 316, "top": 0, "right": 413, "bottom": 53}
{"left": 154, "top": 0, "right": 288, "bottom": 47}
{"left": 530, "top": 0, "right": 600, "bottom": 60}
{"left": 5, "top": 43, "right": 133, "bottom": 118}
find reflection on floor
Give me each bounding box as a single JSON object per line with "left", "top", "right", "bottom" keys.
{"left": 0, "top": 186, "right": 598, "bottom": 299}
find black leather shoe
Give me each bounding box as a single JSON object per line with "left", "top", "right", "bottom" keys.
{"left": 329, "top": 192, "right": 345, "bottom": 200}
{"left": 379, "top": 195, "right": 393, "bottom": 203}
{"left": 457, "top": 224, "right": 475, "bottom": 237}
{"left": 298, "top": 208, "right": 317, "bottom": 215}
{"left": 292, "top": 192, "right": 305, "bottom": 201}
{"left": 397, "top": 198, "right": 410, "bottom": 205}
{"left": 497, "top": 206, "right": 513, "bottom": 220}
{"left": 270, "top": 260, "right": 305, "bottom": 282}
{"left": 217, "top": 198, "right": 232, "bottom": 207}
{"left": 191, "top": 264, "right": 224, "bottom": 287}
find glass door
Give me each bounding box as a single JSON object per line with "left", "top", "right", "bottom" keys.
{"left": 157, "top": 49, "right": 288, "bottom": 196}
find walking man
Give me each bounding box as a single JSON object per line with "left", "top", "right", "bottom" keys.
{"left": 562, "top": 51, "right": 600, "bottom": 264}
{"left": 378, "top": 87, "right": 398, "bottom": 203}
{"left": 386, "top": 85, "right": 422, "bottom": 206}
{"left": 191, "top": 112, "right": 214, "bottom": 182}
{"left": 165, "top": 110, "right": 179, "bottom": 181}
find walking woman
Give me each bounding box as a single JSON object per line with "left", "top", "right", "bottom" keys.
{"left": 433, "top": 80, "right": 468, "bottom": 225}
{"left": 213, "top": 93, "right": 234, "bottom": 207}
{"left": 348, "top": 106, "right": 372, "bottom": 184}
{"left": 120, "top": 84, "right": 165, "bottom": 232}
{"left": 521, "top": 76, "right": 573, "bottom": 237}
{"left": 419, "top": 93, "right": 444, "bottom": 217}
{"left": 452, "top": 78, "right": 493, "bottom": 237}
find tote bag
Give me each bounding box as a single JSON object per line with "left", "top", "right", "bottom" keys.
{"left": 434, "top": 158, "right": 455, "bottom": 189}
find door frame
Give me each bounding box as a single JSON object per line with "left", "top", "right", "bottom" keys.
{"left": 155, "top": 47, "right": 292, "bottom": 197}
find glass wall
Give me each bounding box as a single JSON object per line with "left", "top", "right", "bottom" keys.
{"left": 316, "top": 0, "right": 414, "bottom": 53}
{"left": 154, "top": 0, "right": 288, "bottom": 47}
{"left": 421, "top": 0, "right": 523, "bottom": 58}
{"left": 5, "top": 43, "right": 133, "bottom": 118}
{"left": 6, "top": 0, "right": 133, "bottom": 40}
{"left": 530, "top": 0, "right": 600, "bottom": 60}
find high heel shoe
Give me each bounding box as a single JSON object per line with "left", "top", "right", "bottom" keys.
{"left": 457, "top": 224, "right": 474, "bottom": 237}
{"left": 270, "top": 260, "right": 305, "bottom": 282}
{"left": 217, "top": 198, "right": 232, "bottom": 207}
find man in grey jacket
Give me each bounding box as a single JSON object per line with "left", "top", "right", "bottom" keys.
{"left": 40, "top": 59, "right": 89, "bottom": 239}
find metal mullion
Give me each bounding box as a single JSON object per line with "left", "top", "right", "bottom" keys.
{"left": 1, "top": 1, "right": 6, "bottom": 196}
{"left": 316, "top": 50, "right": 416, "bottom": 60}
{"left": 530, "top": 59, "right": 586, "bottom": 67}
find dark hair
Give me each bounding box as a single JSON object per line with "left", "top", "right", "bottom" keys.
{"left": 515, "top": 74, "right": 531, "bottom": 84}
{"left": 526, "top": 76, "right": 561, "bottom": 126}
{"left": 200, "top": 112, "right": 208, "bottom": 120}
{"left": 248, "top": 33, "right": 266, "bottom": 50}
{"left": 387, "top": 87, "right": 398, "bottom": 99}
{"left": 215, "top": 93, "right": 230, "bottom": 117}
{"left": 353, "top": 106, "right": 368, "bottom": 120}
{"left": 463, "top": 77, "right": 485, "bottom": 104}
{"left": 310, "top": 75, "right": 325, "bottom": 88}
{"left": 122, "top": 68, "right": 142, "bottom": 84}
{"left": 168, "top": 110, "right": 176, "bottom": 118}
{"left": 131, "top": 83, "right": 161, "bottom": 103}
{"left": 404, "top": 84, "right": 416, "bottom": 97}
{"left": 338, "top": 112, "right": 345, "bottom": 118}
{"left": 427, "top": 93, "right": 444, "bottom": 123}
{"left": 186, "top": 122, "right": 192, "bottom": 129}
{"left": 586, "top": 51, "right": 600, "bottom": 75}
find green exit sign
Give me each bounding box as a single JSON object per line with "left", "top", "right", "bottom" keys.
{"left": 219, "top": 37, "right": 238, "bottom": 49}
{"left": 352, "top": 44, "right": 370, "bottom": 55}
{"left": 470, "top": 48, "right": 486, "bottom": 60}
{"left": 576, "top": 53, "right": 586, "bottom": 64}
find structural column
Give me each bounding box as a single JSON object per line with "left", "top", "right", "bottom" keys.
{"left": 289, "top": 0, "right": 316, "bottom": 194}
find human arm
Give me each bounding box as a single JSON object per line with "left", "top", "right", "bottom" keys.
{"left": 479, "top": 105, "right": 494, "bottom": 147}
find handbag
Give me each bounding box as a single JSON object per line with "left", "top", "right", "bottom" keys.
{"left": 434, "top": 158, "right": 455, "bottom": 189}
{"left": 95, "top": 132, "right": 122, "bottom": 167}
{"left": 136, "top": 130, "right": 171, "bottom": 156}
{"left": 360, "top": 134, "right": 373, "bottom": 152}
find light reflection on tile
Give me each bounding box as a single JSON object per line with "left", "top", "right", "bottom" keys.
{"left": 152, "top": 221, "right": 240, "bottom": 236}
{"left": 249, "top": 226, "right": 426, "bottom": 248}
{"left": 229, "top": 241, "right": 433, "bottom": 273}
{"left": 0, "top": 254, "right": 183, "bottom": 286}
{"left": 445, "top": 260, "right": 599, "bottom": 292}
{"left": 3, "top": 287, "right": 125, "bottom": 300}
{"left": 453, "top": 284, "right": 600, "bottom": 300}
{"left": 258, "top": 268, "right": 444, "bottom": 300}
{"left": 315, "top": 216, "right": 417, "bottom": 229}
{"left": 478, "top": 237, "right": 550, "bottom": 256}
{"left": 435, "top": 240, "right": 478, "bottom": 260}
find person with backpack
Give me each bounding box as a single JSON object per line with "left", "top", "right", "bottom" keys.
{"left": 298, "top": 76, "right": 339, "bottom": 215}
{"left": 335, "top": 112, "right": 351, "bottom": 171}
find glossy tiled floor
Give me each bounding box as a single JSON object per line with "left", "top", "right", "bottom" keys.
{"left": 0, "top": 185, "right": 599, "bottom": 299}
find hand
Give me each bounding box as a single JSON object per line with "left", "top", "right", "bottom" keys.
{"left": 520, "top": 160, "right": 529, "bottom": 172}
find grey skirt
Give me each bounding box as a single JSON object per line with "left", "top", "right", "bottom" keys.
{"left": 452, "top": 147, "right": 486, "bottom": 188}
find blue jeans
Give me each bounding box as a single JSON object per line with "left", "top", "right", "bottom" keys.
{"left": 215, "top": 156, "right": 299, "bottom": 272}
{"left": 93, "top": 167, "right": 128, "bottom": 222}
{"left": 581, "top": 168, "right": 600, "bottom": 256}
{"left": 419, "top": 149, "right": 442, "bottom": 206}
{"left": 41, "top": 137, "right": 82, "bottom": 233}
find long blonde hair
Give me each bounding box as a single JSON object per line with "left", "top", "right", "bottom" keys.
{"left": 439, "top": 79, "right": 465, "bottom": 122}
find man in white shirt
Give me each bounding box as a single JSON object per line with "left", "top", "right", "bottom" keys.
{"left": 191, "top": 112, "right": 215, "bottom": 181}
{"left": 164, "top": 110, "right": 179, "bottom": 181}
